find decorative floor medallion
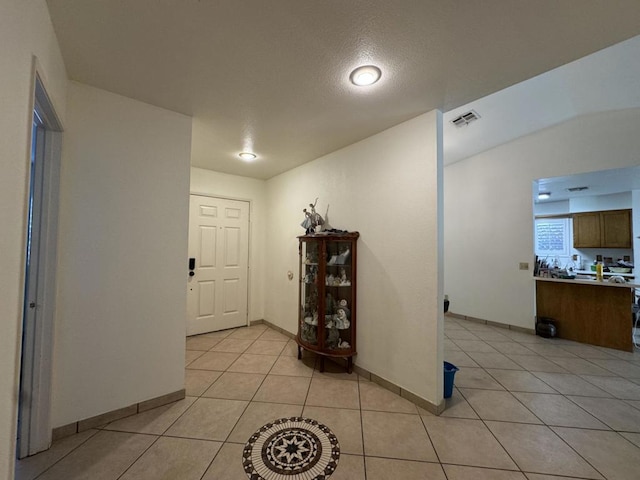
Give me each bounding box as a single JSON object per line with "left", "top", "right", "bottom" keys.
{"left": 243, "top": 417, "right": 340, "bottom": 480}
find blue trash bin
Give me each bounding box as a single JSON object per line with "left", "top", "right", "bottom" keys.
{"left": 443, "top": 361, "right": 459, "bottom": 399}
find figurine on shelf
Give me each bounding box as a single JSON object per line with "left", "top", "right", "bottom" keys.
{"left": 334, "top": 308, "right": 350, "bottom": 329}
{"left": 325, "top": 293, "right": 335, "bottom": 313}
{"left": 307, "top": 289, "right": 318, "bottom": 311}
{"left": 338, "top": 340, "right": 350, "bottom": 349}
{"left": 301, "top": 209, "right": 313, "bottom": 234}
{"left": 304, "top": 265, "right": 318, "bottom": 284}
{"left": 325, "top": 327, "right": 340, "bottom": 349}
{"left": 324, "top": 315, "right": 334, "bottom": 328}
{"left": 309, "top": 198, "right": 325, "bottom": 231}
{"left": 304, "top": 311, "right": 318, "bottom": 326}
{"left": 339, "top": 268, "right": 347, "bottom": 284}
{"left": 338, "top": 299, "right": 350, "bottom": 316}
{"left": 301, "top": 323, "right": 317, "bottom": 344}
{"left": 300, "top": 198, "right": 325, "bottom": 234}
{"left": 336, "top": 247, "right": 350, "bottom": 265}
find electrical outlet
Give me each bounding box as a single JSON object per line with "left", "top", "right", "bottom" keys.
{"left": 519, "top": 262, "right": 529, "bottom": 270}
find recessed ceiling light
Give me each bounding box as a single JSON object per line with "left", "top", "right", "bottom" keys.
{"left": 238, "top": 152, "right": 257, "bottom": 161}
{"left": 538, "top": 192, "right": 551, "bottom": 200}
{"left": 349, "top": 65, "right": 382, "bottom": 86}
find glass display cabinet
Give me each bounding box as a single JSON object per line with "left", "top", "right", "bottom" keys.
{"left": 296, "top": 232, "right": 359, "bottom": 373}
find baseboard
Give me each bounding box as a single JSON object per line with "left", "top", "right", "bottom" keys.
{"left": 448, "top": 311, "right": 536, "bottom": 335}
{"left": 52, "top": 388, "right": 186, "bottom": 441}
{"left": 261, "top": 319, "right": 296, "bottom": 340}
{"left": 261, "top": 319, "right": 445, "bottom": 415}
{"left": 352, "top": 363, "right": 445, "bottom": 415}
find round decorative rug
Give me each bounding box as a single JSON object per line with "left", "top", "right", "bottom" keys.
{"left": 243, "top": 417, "right": 340, "bottom": 480}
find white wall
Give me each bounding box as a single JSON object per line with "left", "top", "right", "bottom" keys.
{"left": 0, "top": 1, "right": 68, "bottom": 477}
{"left": 570, "top": 192, "right": 632, "bottom": 212}
{"left": 534, "top": 200, "right": 570, "bottom": 216}
{"left": 445, "top": 108, "right": 640, "bottom": 329}
{"left": 52, "top": 82, "right": 192, "bottom": 426}
{"left": 265, "top": 111, "right": 444, "bottom": 404}
{"left": 190, "top": 167, "right": 266, "bottom": 322}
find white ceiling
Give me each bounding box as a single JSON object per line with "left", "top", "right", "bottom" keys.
{"left": 46, "top": 1, "right": 640, "bottom": 179}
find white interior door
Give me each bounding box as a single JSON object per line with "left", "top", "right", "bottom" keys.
{"left": 187, "top": 195, "right": 249, "bottom": 335}
{"left": 18, "top": 74, "right": 63, "bottom": 458}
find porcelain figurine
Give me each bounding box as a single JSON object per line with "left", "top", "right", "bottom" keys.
{"left": 325, "top": 327, "right": 340, "bottom": 349}
{"left": 334, "top": 308, "right": 350, "bottom": 329}
{"left": 300, "top": 198, "right": 325, "bottom": 234}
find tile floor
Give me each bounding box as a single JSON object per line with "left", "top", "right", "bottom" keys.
{"left": 15, "top": 317, "right": 640, "bottom": 480}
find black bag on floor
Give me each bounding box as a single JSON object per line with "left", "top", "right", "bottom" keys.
{"left": 535, "top": 317, "right": 557, "bottom": 338}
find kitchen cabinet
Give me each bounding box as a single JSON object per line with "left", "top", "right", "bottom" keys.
{"left": 536, "top": 278, "right": 635, "bottom": 352}
{"left": 601, "top": 210, "right": 633, "bottom": 248}
{"left": 573, "top": 212, "right": 601, "bottom": 248}
{"left": 573, "top": 209, "right": 631, "bottom": 248}
{"left": 297, "top": 232, "right": 358, "bottom": 373}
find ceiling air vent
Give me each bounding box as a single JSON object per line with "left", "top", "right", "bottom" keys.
{"left": 567, "top": 186, "right": 589, "bottom": 192}
{"left": 451, "top": 110, "right": 480, "bottom": 127}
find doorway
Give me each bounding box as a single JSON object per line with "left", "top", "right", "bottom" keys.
{"left": 187, "top": 195, "right": 250, "bottom": 335}
{"left": 17, "top": 74, "right": 63, "bottom": 458}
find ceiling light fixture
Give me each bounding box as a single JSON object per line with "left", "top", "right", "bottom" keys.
{"left": 238, "top": 152, "right": 257, "bottom": 161}
{"left": 538, "top": 192, "right": 551, "bottom": 200}
{"left": 349, "top": 65, "right": 382, "bottom": 86}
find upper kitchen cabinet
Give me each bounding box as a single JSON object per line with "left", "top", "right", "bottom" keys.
{"left": 601, "top": 210, "right": 633, "bottom": 248}
{"left": 573, "top": 212, "right": 601, "bottom": 248}
{"left": 573, "top": 209, "right": 632, "bottom": 248}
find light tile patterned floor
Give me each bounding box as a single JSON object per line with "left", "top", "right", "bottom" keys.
{"left": 16, "top": 317, "right": 640, "bottom": 480}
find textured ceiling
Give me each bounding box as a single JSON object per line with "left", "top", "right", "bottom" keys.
{"left": 46, "top": 0, "right": 640, "bottom": 179}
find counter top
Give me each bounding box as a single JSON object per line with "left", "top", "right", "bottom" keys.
{"left": 535, "top": 276, "right": 640, "bottom": 289}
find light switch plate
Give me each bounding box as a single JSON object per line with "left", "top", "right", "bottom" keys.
{"left": 519, "top": 262, "right": 529, "bottom": 270}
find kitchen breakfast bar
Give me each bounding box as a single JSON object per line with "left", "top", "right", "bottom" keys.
{"left": 535, "top": 277, "right": 638, "bottom": 352}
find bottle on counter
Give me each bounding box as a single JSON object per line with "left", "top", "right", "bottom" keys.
{"left": 596, "top": 262, "right": 604, "bottom": 281}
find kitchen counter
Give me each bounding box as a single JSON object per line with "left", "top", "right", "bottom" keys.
{"left": 535, "top": 278, "right": 635, "bottom": 352}
{"left": 535, "top": 276, "right": 640, "bottom": 289}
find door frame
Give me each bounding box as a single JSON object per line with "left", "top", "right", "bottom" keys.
{"left": 188, "top": 192, "right": 253, "bottom": 329}
{"left": 17, "top": 61, "right": 63, "bottom": 458}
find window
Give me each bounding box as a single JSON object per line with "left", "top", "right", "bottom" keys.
{"left": 535, "top": 218, "right": 571, "bottom": 257}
